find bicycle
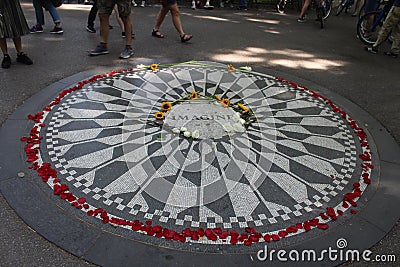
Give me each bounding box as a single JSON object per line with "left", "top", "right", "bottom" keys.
{"left": 315, "top": 0, "right": 332, "bottom": 28}
{"left": 356, "top": 0, "right": 393, "bottom": 45}
{"left": 276, "top": 0, "right": 302, "bottom": 13}
{"left": 335, "top": 0, "right": 355, "bottom": 16}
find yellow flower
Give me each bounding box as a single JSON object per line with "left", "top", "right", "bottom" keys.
{"left": 238, "top": 103, "right": 249, "bottom": 114}
{"left": 214, "top": 94, "right": 221, "bottom": 101}
{"left": 154, "top": 111, "right": 165, "bottom": 120}
{"left": 150, "top": 64, "right": 158, "bottom": 72}
{"left": 221, "top": 98, "right": 230, "bottom": 108}
{"left": 161, "top": 101, "right": 172, "bottom": 111}
{"left": 190, "top": 91, "right": 199, "bottom": 99}
{"left": 227, "top": 64, "right": 236, "bottom": 73}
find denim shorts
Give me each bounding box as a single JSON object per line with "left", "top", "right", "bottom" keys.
{"left": 98, "top": 0, "right": 131, "bottom": 18}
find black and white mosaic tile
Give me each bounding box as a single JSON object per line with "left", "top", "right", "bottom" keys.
{"left": 38, "top": 63, "right": 365, "bottom": 250}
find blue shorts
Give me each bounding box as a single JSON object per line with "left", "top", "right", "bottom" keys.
{"left": 161, "top": 0, "right": 177, "bottom": 7}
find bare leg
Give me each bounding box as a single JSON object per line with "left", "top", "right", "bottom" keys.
{"left": 113, "top": 5, "right": 125, "bottom": 32}
{"left": 99, "top": 13, "right": 110, "bottom": 44}
{"left": 12, "top": 37, "right": 23, "bottom": 54}
{"left": 153, "top": 6, "right": 169, "bottom": 31}
{"left": 123, "top": 16, "right": 133, "bottom": 46}
{"left": 0, "top": 38, "right": 8, "bottom": 55}
{"left": 299, "top": 0, "right": 311, "bottom": 19}
{"left": 169, "top": 3, "right": 184, "bottom": 35}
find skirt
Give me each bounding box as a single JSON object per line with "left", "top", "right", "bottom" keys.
{"left": 0, "top": 0, "right": 30, "bottom": 38}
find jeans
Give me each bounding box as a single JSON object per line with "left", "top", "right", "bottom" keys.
{"left": 33, "top": 0, "right": 61, "bottom": 25}
{"left": 238, "top": 0, "right": 247, "bottom": 7}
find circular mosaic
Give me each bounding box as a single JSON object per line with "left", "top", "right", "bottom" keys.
{"left": 23, "top": 62, "right": 373, "bottom": 251}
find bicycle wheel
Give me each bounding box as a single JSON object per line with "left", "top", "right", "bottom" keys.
{"left": 357, "top": 11, "right": 382, "bottom": 45}
{"left": 323, "top": 0, "right": 332, "bottom": 20}
{"left": 276, "top": 0, "right": 287, "bottom": 13}
{"left": 335, "top": 0, "right": 346, "bottom": 15}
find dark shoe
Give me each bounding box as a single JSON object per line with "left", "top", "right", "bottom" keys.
{"left": 383, "top": 51, "right": 398, "bottom": 58}
{"left": 152, "top": 29, "right": 165, "bottom": 38}
{"left": 297, "top": 17, "right": 306, "bottom": 23}
{"left": 16, "top": 52, "right": 33, "bottom": 65}
{"left": 119, "top": 46, "right": 134, "bottom": 59}
{"left": 88, "top": 43, "right": 109, "bottom": 56}
{"left": 50, "top": 26, "right": 63, "bottom": 34}
{"left": 29, "top": 24, "right": 43, "bottom": 33}
{"left": 86, "top": 25, "right": 96, "bottom": 33}
{"left": 180, "top": 33, "right": 193, "bottom": 43}
{"left": 1, "top": 55, "right": 11, "bottom": 69}
{"left": 365, "top": 46, "right": 378, "bottom": 54}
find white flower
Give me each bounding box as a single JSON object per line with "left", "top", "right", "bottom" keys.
{"left": 239, "top": 118, "right": 246, "bottom": 124}
{"left": 180, "top": 126, "right": 187, "bottom": 132}
{"left": 239, "top": 66, "right": 252, "bottom": 72}
{"left": 183, "top": 131, "right": 191, "bottom": 137}
{"left": 233, "top": 123, "right": 245, "bottom": 132}
{"left": 136, "top": 64, "right": 147, "bottom": 69}
{"left": 223, "top": 123, "right": 233, "bottom": 132}
{"left": 172, "top": 128, "right": 180, "bottom": 134}
{"left": 213, "top": 101, "right": 221, "bottom": 106}
{"left": 192, "top": 130, "right": 200, "bottom": 139}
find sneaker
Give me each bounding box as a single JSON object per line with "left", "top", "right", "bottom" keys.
{"left": 86, "top": 25, "right": 96, "bottom": 33}
{"left": 30, "top": 25, "right": 43, "bottom": 33}
{"left": 383, "top": 51, "right": 398, "bottom": 58}
{"left": 297, "top": 17, "right": 306, "bottom": 23}
{"left": 16, "top": 52, "right": 33, "bottom": 65}
{"left": 140, "top": 1, "right": 145, "bottom": 7}
{"left": 365, "top": 46, "right": 378, "bottom": 54}
{"left": 119, "top": 46, "right": 134, "bottom": 59}
{"left": 132, "top": 0, "right": 137, "bottom": 6}
{"left": 89, "top": 43, "right": 109, "bottom": 56}
{"left": 1, "top": 55, "right": 11, "bottom": 69}
{"left": 50, "top": 26, "right": 63, "bottom": 34}
{"left": 204, "top": 2, "right": 210, "bottom": 7}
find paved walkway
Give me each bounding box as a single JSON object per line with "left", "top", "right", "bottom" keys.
{"left": 0, "top": 2, "right": 399, "bottom": 266}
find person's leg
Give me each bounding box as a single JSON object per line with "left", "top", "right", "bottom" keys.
{"left": 113, "top": 4, "right": 125, "bottom": 33}
{"left": 169, "top": 4, "right": 184, "bottom": 35}
{"left": 0, "top": 38, "right": 8, "bottom": 55}
{"left": 352, "top": 0, "right": 361, "bottom": 16}
{"left": 388, "top": 7, "right": 400, "bottom": 55}
{"left": 42, "top": 1, "right": 62, "bottom": 28}
{"left": 32, "top": 0, "right": 45, "bottom": 25}
{"left": 298, "top": 0, "right": 311, "bottom": 19}
{"left": 99, "top": 13, "right": 111, "bottom": 43}
{"left": 88, "top": 0, "right": 98, "bottom": 28}
{"left": 0, "top": 38, "right": 11, "bottom": 68}
{"left": 153, "top": 6, "right": 169, "bottom": 31}
{"left": 372, "top": 7, "right": 396, "bottom": 50}
{"left": 13, "top": 37, "right": 33, "bottom": 65}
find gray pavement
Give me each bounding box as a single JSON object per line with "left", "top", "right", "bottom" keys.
{"left": 0, "top": 1, "right": 399, "bottom": 266}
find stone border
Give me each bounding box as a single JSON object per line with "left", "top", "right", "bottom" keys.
{"left": 0, "top": 67, "right": 399, "bottom": 266}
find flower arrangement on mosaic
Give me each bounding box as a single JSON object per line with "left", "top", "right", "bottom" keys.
{"left": 150, "top": 91, "right": 255, "bottom": 138}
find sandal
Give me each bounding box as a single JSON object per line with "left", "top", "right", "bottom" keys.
{"left": 152, "top": 29, "right": 165, "bottom": 38}
{"left": 180, "top": 33, "right": 193, "bottom": 43}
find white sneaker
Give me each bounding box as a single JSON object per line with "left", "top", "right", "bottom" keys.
{"left": 132, "top": 1, "right": 137, "bottom": 6}
{"left": 140, "top": 1, "right": 145, "bottom": 7}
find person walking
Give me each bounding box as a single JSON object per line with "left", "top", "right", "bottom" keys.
{"left": 365, "top": 0, "right": 400, "bottom": 58}
{"left": 30, "top": 0, "right": 63, "bottom": 34}
{"left": 152, "top": 0, "right": 193, "bottom": 42}
{"left": 88, "top": 0, "right": 134, "bottom": 59}
{"left": 0, "top": 0, "right": 33, "bottom": 68}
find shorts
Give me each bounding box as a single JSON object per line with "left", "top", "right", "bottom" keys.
{"left": 98, "top": 0, "right": 131, "bottom": 18}
{"left": 365, "top": 0, "right": 380, "bottom": 13}
{"left": 161, "top": 0, "right": 177, "bottom": 7}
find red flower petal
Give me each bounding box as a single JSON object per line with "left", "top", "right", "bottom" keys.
{"left": 317, "top": 223, "right": 329, "bottom": 230}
